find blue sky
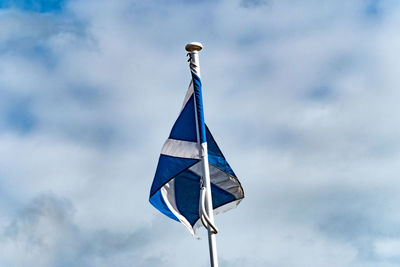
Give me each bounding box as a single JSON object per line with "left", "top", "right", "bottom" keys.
{"left": 1, "top": 0, "right": 400, "bottom": 266}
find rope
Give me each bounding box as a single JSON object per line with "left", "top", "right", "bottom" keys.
{"left": 200, "top": 186, "right": 219, "bottom": 234}
{"left": 187, "top": 52, "right": 198, "bottom": 75}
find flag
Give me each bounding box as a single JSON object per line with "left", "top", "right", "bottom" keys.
{"left": 149, "top": 64, "right": 244, "bottom": 235}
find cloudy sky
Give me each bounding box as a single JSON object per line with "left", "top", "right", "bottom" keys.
{"left": 1, "top": 0, "right": 400, "bottom": 266}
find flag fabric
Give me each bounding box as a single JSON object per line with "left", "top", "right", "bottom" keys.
{"left": 149, "top": 66, "right": 244, "bottom": 235}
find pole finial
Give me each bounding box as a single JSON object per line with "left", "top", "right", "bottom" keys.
{"left": 185, "top": 42, "right": 203, "bottom": 52}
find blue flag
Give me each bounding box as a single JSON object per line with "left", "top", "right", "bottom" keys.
{"left": 149, "top": 68, "right": 244, "bottom": 235}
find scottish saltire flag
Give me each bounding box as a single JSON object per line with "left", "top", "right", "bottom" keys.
{"left": 149, "top": 59, "right": 244, "bottom": 235}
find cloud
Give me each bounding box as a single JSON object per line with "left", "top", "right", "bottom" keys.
{"left": 0, "top": 194, "right": 182, "bottom": 267}
{"left": 1, "top": 0, "right": 400, "bottom": 266}
{"left": 374, "top": 239, "right": 400, "bottom": 260}
{"left": 240, "top": 0, "right": 269, "bottom": 8}
{"left": 0, "top": 194, "right": 78, "bottom": 267}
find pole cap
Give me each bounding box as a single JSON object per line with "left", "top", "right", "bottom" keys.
{"left": 185, "top": 42, "right": 203, "bottom": 52}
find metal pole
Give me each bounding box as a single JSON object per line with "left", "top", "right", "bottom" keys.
{"left": 185, "top": 42, "right": 219, "bottom": 267}
{"left": 201, "top": 143, "right": 219, "bottom": 267}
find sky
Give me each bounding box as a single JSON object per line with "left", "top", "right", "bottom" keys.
{"left": 1, "top": 0, "right": 400, "bottom": 266}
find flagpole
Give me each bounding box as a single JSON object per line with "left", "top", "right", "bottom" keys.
{"left": 185, "top": 42, "right": 219, "bottom": 267}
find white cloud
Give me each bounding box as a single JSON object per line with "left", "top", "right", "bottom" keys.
{"left": 375, "top": 239, "right": 400, "bottom": 259}
{"left": 1, "top": 0, "right": 400, "bottom": 266}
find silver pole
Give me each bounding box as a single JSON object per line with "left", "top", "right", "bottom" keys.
{"left": 185, "top": 42, "right": 219, "bottom": 267}
{"left": 201, "top": 143, "right": 219, "bottom": 267}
